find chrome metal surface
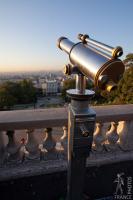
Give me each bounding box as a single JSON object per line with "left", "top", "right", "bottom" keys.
{"left": 70, "top": 42, "right": 109, "bottom": 80}
{"left": 85, "top": 37, "right": 114, "bottom": 54}
{"left": 58, "top": 36, "right": 125, "bottom": 90}
{"left": 86, "top": 44, "right": 112, "bottom": 59}
{"left": 76, "top": 74, "right": 86, "bottom": 94}
{"left": 58, "top": 37, "right": 74, "bottom": 54}
{"left": 98, "top": 75, "right": 108, "bottom": 86}
{"left": 78, "top": 33, "right": 123, "bottom": 58}
{"left": 67, "top": 89, "right": 95, "bottom": 100}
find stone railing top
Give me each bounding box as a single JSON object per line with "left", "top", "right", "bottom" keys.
{"left": 0, "top": 104, "right": 132, "bottom": 130}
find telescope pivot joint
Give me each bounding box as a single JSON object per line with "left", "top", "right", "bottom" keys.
{"left": 78, "top": 33, "right": 89, "bottom": 44}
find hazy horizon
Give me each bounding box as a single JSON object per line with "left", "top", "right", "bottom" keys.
{"left": 0, "top": 64, "right": 63, "bottom": 73}
{"left": 0, "top": 67, "right": 63, "bottom": 74}
{"left": 0, "top": 0, "right": 133, "bottom": 72}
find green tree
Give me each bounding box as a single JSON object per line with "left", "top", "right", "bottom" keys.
{"left": 99, "top": 66, "right": 133, "bottom": 105}
{"left": 61, "top": 78, "right": 75, "bottom": 100}
{"left": 2, "top": 81, "right": 22, "bottom": 104}
{"left": 123, "top": 53, "right": 133, "bottom": 67}
{"left": 113, "top": 67, "right": 133, "bottom": 104}
{"left": 0, "top": 84, "right": 17, "bottom": 110}
{"left": 0, "top": 79, "right": 37, "bottom": 110}
{"left": 99, "top": 53, "right": 133, "bottom": 105}
{"left": 19, "top": 79, "right": 36, "bottom": 104}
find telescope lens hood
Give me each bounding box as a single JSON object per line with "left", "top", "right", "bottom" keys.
{"left": 57, "top": 37, "right": 67, "bottom": 49}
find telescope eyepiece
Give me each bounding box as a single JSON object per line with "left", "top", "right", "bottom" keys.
{"left": 112, "top": 46, "right": 123, "bottom": 58}
{"left": 105, "top": 81, "right": 117, "bottom": 92}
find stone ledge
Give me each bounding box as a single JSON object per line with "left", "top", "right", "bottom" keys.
{"left": 0, "top": 150, "right": 133, "bottom": 182}
{"left": 87, "top": 150, "right": 133, "bottom": 167}
{"left": 0, "top": 104, "right": 132, "bottom": 130}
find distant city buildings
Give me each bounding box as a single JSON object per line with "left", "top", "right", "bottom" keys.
{"left": 45, "top": 80, "right": 58, "bottom": 96}
{"left": 0, "top": 71, "right": 67, "bottom": 96}
{"left": 33, "top": 79, "right": 61, "bottom": 96}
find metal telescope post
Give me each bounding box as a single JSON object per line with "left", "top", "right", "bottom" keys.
{"left": 57, "top": 33, "right": 124, "bottom": 200}
{"left": 66, "top": 66, "right": 96, "bottom": 200}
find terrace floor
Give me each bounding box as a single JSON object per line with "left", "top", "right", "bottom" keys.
{"left": 0, "top": 160, "right": 133, "bottom": 200}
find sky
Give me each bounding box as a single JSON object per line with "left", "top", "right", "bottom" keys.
{"left": 0, "top": 0, "right": 133, "bottom": 72}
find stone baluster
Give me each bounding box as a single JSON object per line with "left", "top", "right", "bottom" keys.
{"left": 118, "top": 121, "right": 133, "bottom": 151}
{"left": 0, "top": 131, "right": 6, "bottom": 165}
{"left": 38, "top": 143, "right": 48, "bottom": 161}
{"left": 55, "top": 126, "right": 68, "bottom": 159}
{"left": 6, "top": 130, "right": 21, "bottom": 162}
{"left": 61, "top": 126, "right": 68, "bottom": 153}
{"left": 25, "top": 129, "right": 39, "bottom": 160}
{"left": 93, "top": 123, "right": 107, "bottom": 152}
{"left": 42, "top": 128, "right": 56, "bottom": 160}
{"left": 19, "top": 138, "right": 29, "bottom": 163}
{"left": 106, "top": 122, "right": 119, "bottom": 151}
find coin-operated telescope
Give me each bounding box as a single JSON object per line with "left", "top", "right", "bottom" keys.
{"left": 57, "top": 34, "right": 125, "bottom": 200}
{"left": 58, "top": 33, "right": 125, "bottom": 92}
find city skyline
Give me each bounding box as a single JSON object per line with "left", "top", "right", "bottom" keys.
{"left": 0, "top": 0, "right": 133, "bottom": 72}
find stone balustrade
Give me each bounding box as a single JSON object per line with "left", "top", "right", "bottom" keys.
{"left": 0, "top": 104, "right": 133, "bottom": 181}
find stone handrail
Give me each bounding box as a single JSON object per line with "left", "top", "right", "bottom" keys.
{"left": 0, "top": 104, "right": 133, "bottom": 181}
{"left": 0, "top": 104, "right": 132, "bottom": 130}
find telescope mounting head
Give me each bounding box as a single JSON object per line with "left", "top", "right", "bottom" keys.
{"left": 64, "top": 64, "right": 95, "bottom": 101}
{"left": 58, "top": 33, "right": 125, "bottom": 93}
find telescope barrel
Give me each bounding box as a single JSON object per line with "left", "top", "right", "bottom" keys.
{"left": 57, "top": 37, "right": 74, "bottom": 53}
{"left": 84, "top": 38, "right": 114, "bottom": 54}
{"left": 57, "top": 36, "right": 125, "bottom": 92}
{"left": 78, "top": 34, "right": 123, "bottom": 58}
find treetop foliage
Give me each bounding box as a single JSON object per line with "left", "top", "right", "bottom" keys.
{"left": 0, "top": 79, "right": 36, "bottom": 110}
{"left": 123, "top": 53, "right": 133, "bottom": 67}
